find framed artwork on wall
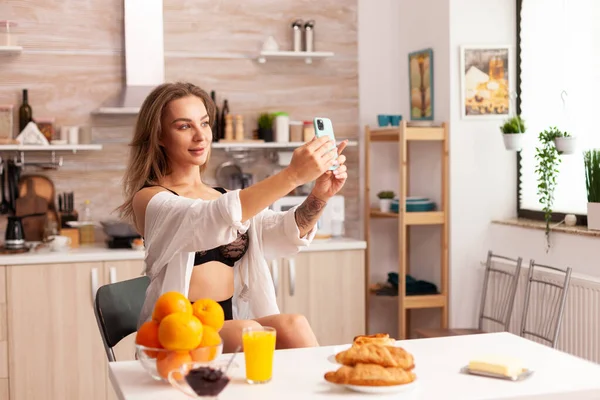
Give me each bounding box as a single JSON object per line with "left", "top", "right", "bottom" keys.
{"left": 408, "top": 48, "right": 434, "bottom": 121}
{"left": 460, "top": 45, "right": 512, "bottom": 119}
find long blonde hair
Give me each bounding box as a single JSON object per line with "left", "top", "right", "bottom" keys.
{"left": 117, "top": 82, "right": 216, "bottom": 221}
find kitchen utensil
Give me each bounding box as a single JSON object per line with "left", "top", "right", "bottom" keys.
{"left": 230, "top": 172, "right": 253, "bottom": 190}
{"left": 100, "top": 220, "right": 139, "bottom": 237}
{"left": 15, "top": 178, "right": 48, "bottom": 241}
{"left": 5, "top": 215, "right": 25, "bottom": 249}
{"left": 7, "top": 160, "right": 22, "bottom": 214}
{"left": 19, "top": 175, "right": 60, "bottom": 230}
{"left": 215, "top": 161, "right": 242, "bottom": 189}
{"left": 0, "top": 159, "right": 9, "bottom": 214}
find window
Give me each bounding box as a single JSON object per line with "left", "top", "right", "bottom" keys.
{"left": 518, "top": 0, "right": 600, "bottom": 217}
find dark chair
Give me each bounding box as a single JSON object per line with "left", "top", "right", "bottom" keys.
{"left": 415, "top": 250, "right": 523, "bottom": 338}
{"left": 94, "top": 276, "right": 150, "bottom": 362}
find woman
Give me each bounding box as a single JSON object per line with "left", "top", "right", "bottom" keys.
{"left": 119, "top": 82, "right": 348, "bottom": 352}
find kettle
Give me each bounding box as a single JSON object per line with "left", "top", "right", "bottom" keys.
{"left": 5, "top": 216, "right": 25, "bottom": 250}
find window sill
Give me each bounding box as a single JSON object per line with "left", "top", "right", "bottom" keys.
{"left": 492, "top": 218, "right": 600, "bottom": 238}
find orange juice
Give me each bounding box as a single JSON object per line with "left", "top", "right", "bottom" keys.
{"left": 242, "top": 326, "right": 276, "bottom": 384}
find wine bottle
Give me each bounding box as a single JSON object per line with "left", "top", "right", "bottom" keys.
{"left": 18, "top": 89, "right": 33, "bottom": 133}
{"left": 210, "top": 90, "right": 220, "bottom": 141}
{"left": 220, "top": 99, "right": 229, "bottom": 140}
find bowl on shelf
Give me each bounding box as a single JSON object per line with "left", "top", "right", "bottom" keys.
{"left": 168, "top": 359, "right": 239, "bottom": 399}
{"left": 135, "top": 343, "right": 224, "bottom": 383}
{"left": 406, "top": 197, "right": 436, "bottom": 212}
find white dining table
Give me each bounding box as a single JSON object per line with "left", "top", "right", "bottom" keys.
{"left": 109, "top": 332, "right": 600, "bottom": 400}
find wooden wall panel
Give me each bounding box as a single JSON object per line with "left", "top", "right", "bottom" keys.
{"left": 0, "top": 0, "right": 360, "bottom": 238}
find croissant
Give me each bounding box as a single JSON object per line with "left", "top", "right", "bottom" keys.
{"left": 353, "top": 333, "right": 396, "bottom": 347}
{"left": 324, "top": 363, "right": 416, "bottom": 387}
{"left": 335, "top": 343, "right": 414, "bottom": 369}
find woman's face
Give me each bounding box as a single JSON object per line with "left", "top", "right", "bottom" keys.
{"left": 160, "top": 95, "right": 212, "bottom": 167}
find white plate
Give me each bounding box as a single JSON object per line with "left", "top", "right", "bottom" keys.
{"left": 327, "top": 344, "right": 351, "bottom": 364}
{"left": 330, "top": 379, "right": 418, "bottom": 394}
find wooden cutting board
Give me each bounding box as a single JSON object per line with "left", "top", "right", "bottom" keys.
{"left": 18, "top": 174, "right": 59, "bottom": 234}
{"left": 15, "top": 179, "right": 48, "bottom": 241}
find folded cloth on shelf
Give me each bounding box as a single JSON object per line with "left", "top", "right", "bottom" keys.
{"left": 372, "top": 273, "right": 438, "bottom": 296}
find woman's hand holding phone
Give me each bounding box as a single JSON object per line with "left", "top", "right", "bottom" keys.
{"left": 284, "top": 136, "right": 338, "bottom": 187}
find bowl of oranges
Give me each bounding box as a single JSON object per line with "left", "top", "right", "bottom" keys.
{"left": 135, "top": 292, "right": 226, "bottom": 382}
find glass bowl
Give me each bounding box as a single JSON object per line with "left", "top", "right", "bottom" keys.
{"left": 135, "top": 343, "right": 224, "bottom": 382}
{"left": 168, "top": 359, "right": 238, "bottom": 399}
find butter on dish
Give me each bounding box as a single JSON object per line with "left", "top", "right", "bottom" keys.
{"left": 468, "top": 355, "right": 524, "bottom": 378}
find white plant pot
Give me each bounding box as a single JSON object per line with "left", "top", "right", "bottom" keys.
{"left": 503, "top": 133, "right": 525, "bottom": 151}
{"left": 554, "top": 137, "right": 577, "bottom": 155}
{"left": 587, "top": 202, "right": 600, "bottom": 230}
{"left": 379, "top": 199, "right": 392, "bottom": 213}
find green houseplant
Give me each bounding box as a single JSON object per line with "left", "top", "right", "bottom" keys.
{"left": 535, "top": 126, "right": 570, "bottom": 251}
{"left": 257, "top": 113, "right": 275, "bottom": 142}
{"left": 584, "top": 149, "right": 600, "bottom": 230}
{"left": 500, "top": 115, "right": 526, "bottom": 151}
{"left": 552, "top": 128, "right": 576, "bottom": 155}
{"left": 377, "top": 191, "right": 395, "bottom": 213}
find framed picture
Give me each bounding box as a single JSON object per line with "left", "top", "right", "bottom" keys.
{"left": 408, "top": 48, "right": 434, "bottom": 121}
{"left": 460, "top": 45, "right": 512, "bottom": 119}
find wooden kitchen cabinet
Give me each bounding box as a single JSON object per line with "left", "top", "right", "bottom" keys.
{"left": 6, "top": 262, "right": 108, "bottom": 400}
{"left": 273, "top": 250, "right": 366, "bottom": 346}
{"left": 3, "top": 259, "right": 145, "bottom": 400}
{"left": 0, "top": 266, "right": 8, "bottom": 400}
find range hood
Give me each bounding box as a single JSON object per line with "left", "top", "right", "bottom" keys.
{"left": 93, "top": 0, "right": 165, "bottom": 115}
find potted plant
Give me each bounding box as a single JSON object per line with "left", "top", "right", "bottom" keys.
{"left": 500, "top": 115, "right": 526, "bottom": 150}
{"left": 377, "top": 191, "right": 395, "bottom": 212}
{"left": 535, "top": 127, "right": 566, "bottom": 251}
{"left": 584, "top": 149, "right": 600, "bottom": 230}
{"left": 257, "top": 113, "right": 275, "bottom": 142}
{"left": 552, "top": 128, "right": 576, "bottom": 155}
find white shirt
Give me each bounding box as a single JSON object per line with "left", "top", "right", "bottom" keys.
{"left": 137, "top": 190, "right": 317, "bottom": 327}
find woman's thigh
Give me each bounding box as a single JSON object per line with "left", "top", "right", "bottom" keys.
{"left": 220, "top": 319, "right": 261, "bottom": 353}
{"left": 253, "top": 313, "right": 319, "bottom": 349}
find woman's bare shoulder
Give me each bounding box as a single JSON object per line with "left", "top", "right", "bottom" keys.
{"left": 132, "top": 186, "right": 172, "bottom": 234}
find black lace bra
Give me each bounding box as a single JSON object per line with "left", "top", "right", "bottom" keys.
{"left": 144, "top": 184, "right": 250, "bottom": 267}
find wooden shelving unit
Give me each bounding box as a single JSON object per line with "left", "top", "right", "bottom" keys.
{"left": 364, "top": 121, "right": 449, "bottom": 339}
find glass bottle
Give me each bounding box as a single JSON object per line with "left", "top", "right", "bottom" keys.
{"left": 18, "top": 89, "right": 32, "bottom": 133}
{"left": 210, "top": 90, "right": 220, "bottom": 141}
{"left": 79, "top": 199, "right": 95, "bottom": 244}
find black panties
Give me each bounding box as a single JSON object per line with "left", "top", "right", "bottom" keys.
{"left": 217, "top": 297, "right": 233, "bottom": 321}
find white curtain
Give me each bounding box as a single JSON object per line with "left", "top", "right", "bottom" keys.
{"left": 519, "top": 0, "right": 600, "bottom": 214}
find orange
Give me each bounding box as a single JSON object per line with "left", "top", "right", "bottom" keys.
{"left": 152, "top": 291, "right": 193, "bottom": 323}
{"left": 192, "top": 298, "right": 225, "bottom": 332}
{"left": 156, "top": 351, "right": 192, "bottom": 380}
{"left": 135, "top": 320, "right": 162, "bottom": 358}
{"left": 190, "top": 326, "right": 222, "bottom": 362}
{"left": 158, "top": 312, "right": 203, "bottom": 351}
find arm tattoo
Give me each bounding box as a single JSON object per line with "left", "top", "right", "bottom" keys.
{"left": 295, "top": 194, "right": 327, "bottom": 232}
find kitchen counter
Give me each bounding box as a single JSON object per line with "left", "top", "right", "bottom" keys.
{"left": 0, "top": 238, "right": 366, "bottom": 266}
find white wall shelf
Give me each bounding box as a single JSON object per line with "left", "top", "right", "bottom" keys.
{"left": 212, "top": 140, "right": 357, "bottom": 150}
{"left": 0, "top": 144, "right": 103, "bottom": 153}
{"left": 256, "top": 50, "right": 334, "bottom": 64}
{"left": 0, "top": 46, "right": 23, "bottom": 55}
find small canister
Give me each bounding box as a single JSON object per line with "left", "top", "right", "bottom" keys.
{"left": 0, "top": 105, "right": 14, "bottom": 140}
{"left": 292, "top": 20, "right": 303, "bottom": 52}
{"left": 289, "top": 121, "right": 303, "bottom": 142}
{"left": 304, "top": 20, "right": 315, "bottom": 52}
{"left": 273, "top": 112, "right": 290, "bottom": 143}
{"left": 0, "top": 21, "right": 18, "bottom": 47}
{"left": 303, "top": 121, "right": 315, "bottom": 141}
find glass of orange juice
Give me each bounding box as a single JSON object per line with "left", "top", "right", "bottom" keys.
{"left": 242, "top": 326, "right": 276, "bottom": 384}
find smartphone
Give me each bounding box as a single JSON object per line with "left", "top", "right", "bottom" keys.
{"left": 313, "top": 117, "right": 339, "bottom": 170}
